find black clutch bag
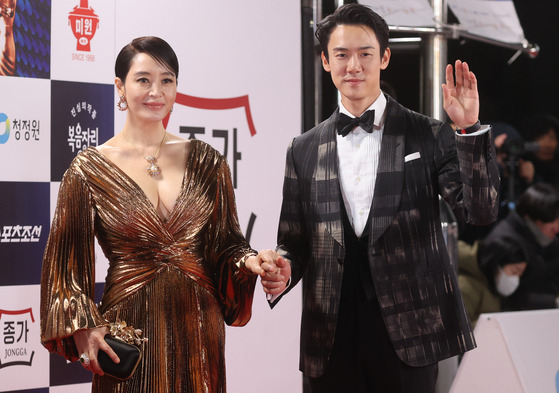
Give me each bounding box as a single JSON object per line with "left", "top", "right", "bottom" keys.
{"left": 98, "top": 335, "right": 142, "bottom": 381}
{"left": 96, "top": 320, "right": 147, "bottom": 381}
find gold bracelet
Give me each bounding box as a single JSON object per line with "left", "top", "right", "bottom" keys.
{"left": 236, "top": 251, "right": 258, "bottom": 275}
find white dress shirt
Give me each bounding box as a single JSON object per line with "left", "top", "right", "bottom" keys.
{"left": 337, "top": 93, "right": 387, "bottom": 238}
{"left": 268, "top": 94, "right": 489, "bottom": 301}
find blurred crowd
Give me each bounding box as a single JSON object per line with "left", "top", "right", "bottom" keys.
{"left": 456, "top": 113, "right": 559, "bottom": 327}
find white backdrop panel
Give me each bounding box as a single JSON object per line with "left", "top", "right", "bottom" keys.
{"left": 0, "top": 77, "right": 50, "bottom": 182}
{"left": 51, "top": 0, "right": 116, "bottom": 83}
{"left": 450, "top": 310, "right": 559, "bottom": 393}
{"left": 114, "top": 1, "right": 303, "bottom": 392}
{"left": 0, "top": 284, "right": 50, "bottom": 391}
{"left": 0, "top": 1, "right": 302, "bottom": 391}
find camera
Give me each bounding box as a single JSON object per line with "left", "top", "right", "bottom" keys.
{"left": 500, "top": 138, "right": 540, "bottom": 158}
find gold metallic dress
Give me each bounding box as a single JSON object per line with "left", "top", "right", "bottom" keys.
{"left": 40, "top": 140, "right": 257, "bottom": 393}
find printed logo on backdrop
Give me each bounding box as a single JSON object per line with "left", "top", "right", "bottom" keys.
{"left": 1, "top": 224, "right": 41, "bottom": 244}
{"left": 0, "top": 308, "right": 34, "bottom": 369}
{"left": 0, "top": 182, "right": 49, "bottom": 286}
{"left": 0, "top": 112, "right": 41, "bottom": 145}
{"left": 68, "top": 0, "right": 99, "bottom": 62}
{"left": 50, "top": 80, "right": 113, "bottom": 182}
{"left": 163, "top": 92, "right": 258, "bottom": 242}
{"left": 0, "top": 113, "right": 9, "bottom": 144}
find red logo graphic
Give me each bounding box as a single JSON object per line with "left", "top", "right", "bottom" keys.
{"left": 0, "top": 308, "right": 35, "bottom": 368}
{"left": 68, "top": 0, "right": 99, "bottom": 52}
{"left": 164, "top": 92, "right": 257, "bottom": 136}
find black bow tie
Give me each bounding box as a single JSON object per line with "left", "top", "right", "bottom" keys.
{"left": 336, "top": 110, "right": 375, "bottom": 137}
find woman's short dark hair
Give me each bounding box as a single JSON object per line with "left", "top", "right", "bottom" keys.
{"left": 115, "top": 36, "right": 179, "bottom": 82}
{"left": 315, "top": 3, "right": 389, "bottom": 61}
{"left": 516, "top": 183, "right": 559, "bottom": 222}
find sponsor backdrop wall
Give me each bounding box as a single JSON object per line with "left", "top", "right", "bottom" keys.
{"left": 0, "top": 1, "right": 303, "bottom": 392}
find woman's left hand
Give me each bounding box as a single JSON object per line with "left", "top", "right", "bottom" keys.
{"left": 73, "top": 326, "right": 120, "bottom": 375}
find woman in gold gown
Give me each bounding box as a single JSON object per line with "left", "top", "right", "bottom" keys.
{"left": 40, "top": 36, "right": 272, "bottom": 392}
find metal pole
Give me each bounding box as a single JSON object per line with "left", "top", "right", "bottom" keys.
{"left": 313, "top": 0, "right": 322, "bottom": 126}
{"left": 302, "top": 0, "right": 317, "bottom": 132}
{"left": 421, "top": 0, "right": 447, "bottom": 120}
{"left": 388, "top": 25, "right": 539, "bottom": 60}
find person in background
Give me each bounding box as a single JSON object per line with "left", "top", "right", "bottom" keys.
{"left": 40, "top": 36, "right": 282, "bottom": 393}
{"left": 479, "top": 183, "right": 559, "bottom": 312}
{"left": 261, "top": 4, "right": 500, "bottom": 392}
{"left": 492, "top": 122, "right": 535, "bottom": 214}
{"left": 457, "top": 240, "right": 501, "bottom": 329}
{"left": 519, "top": 113, "right": 559, "bottom": 188}
{"left": 459, "top": 122, "right": 535, "bottom": 245}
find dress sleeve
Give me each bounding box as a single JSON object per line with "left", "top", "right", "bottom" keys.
{"left": 40, "top": 166, "right": 106, "bottom": 361}
{"left": 207, "top": 156, "right": 257, "bottom": 327}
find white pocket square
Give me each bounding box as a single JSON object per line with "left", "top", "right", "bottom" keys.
{"left": 404, "top": 152, "right": 421, "bottom": 162}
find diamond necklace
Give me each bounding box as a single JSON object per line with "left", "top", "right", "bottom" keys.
{"left": 124, "top": 131, "right": 167, "bottom": 177}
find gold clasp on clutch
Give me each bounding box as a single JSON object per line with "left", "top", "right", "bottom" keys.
{"left": 108, "top": 319, "right": 148, "bottom": 346}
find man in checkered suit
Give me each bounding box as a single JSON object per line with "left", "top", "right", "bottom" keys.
{"left": 262, "top": 4, "right": 499, "bottom": 393}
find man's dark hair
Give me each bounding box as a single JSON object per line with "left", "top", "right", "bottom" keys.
{"left": 516, "top": 183, "right": 559, "bottom": 222}
{"left": 315, "top": 3, "right": 389, "bottom": 61}
{"left": 115, "top": 36, "right": 179, "bottom": 82}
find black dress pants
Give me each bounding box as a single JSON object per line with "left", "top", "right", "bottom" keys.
{"left": 306, "top": 287, "right": 439, "bottom": 393}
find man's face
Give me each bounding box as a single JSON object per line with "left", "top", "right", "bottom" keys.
{"left": 322, "top": 24, "right": 390, "bottom": 116}
{"left": 535, "top": 217, "right": 559, "bottom": 239}
{"left": 534, "top": 129, "right": 558, "bottom": 162}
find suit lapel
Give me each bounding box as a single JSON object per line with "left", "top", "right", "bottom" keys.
{"left": 314, "top": 100, "right": 406, "bottom": 248}
{"left": 370, "top": 98, "right": 405, "bottom": 245}
{"left": 314, "top": 110, "right": 344, "bottom": 247}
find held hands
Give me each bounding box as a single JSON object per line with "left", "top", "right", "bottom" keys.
{"left": 442, "top": 60, "right": 479, "bottom": 130}
{"left": 73, "top": 326, "right": 120, "bottom": 375}
{"left": 244, "top": 249, "right": 291, "bottom": 296}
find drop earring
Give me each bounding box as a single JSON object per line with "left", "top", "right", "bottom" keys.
{"left": 117, "top": 95, "right": 128, "bottom": 111}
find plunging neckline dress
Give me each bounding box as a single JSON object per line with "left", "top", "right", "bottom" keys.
{"left": 40, "top": 139, "right": 257, "bottom": 392}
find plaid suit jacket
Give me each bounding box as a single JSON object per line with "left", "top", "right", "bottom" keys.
{"left": 274, "top": 96, "right": 500, "bottom": 377}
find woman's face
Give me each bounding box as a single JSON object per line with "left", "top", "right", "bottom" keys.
{"left": 116, "top": 53, "right": 177, "bottom": 124}
{"left": 534, "top": 128, "right": 558, "bottom": 162}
